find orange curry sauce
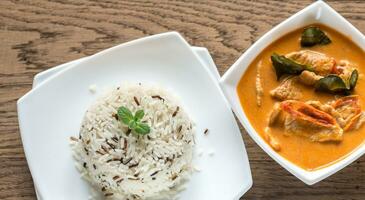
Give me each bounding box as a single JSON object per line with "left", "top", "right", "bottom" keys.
{"left": 237, "top": 24, "right": 365, "bottom": 171}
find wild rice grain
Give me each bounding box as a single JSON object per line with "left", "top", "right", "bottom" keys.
{"left": 111, "top": 137, "right": 118, "bottom": 143}
{"left": 123, "top": 139, "right": 128, "bottom": 151}
{"left": 106, "top": 140, "right": 115, "bottom": 149}
{"left": 177, "top": 125, "right": 182, "bottom": 133}
{"left": 172, "top": 106, "right": 179, "bottom": 117}
{"left": 112, "top": 113, "right": 119, "bottom": 120}
{"left": 101, "top": 145, "right": 109, "bottom": 153}
{"left": 150, "top": 171, "right": 159, "bottom": 176}
{"left": 129, "top": 162, "right": 139, "bottom": 168}
{"left": 133, "top": 96, "right": 140, "bottom": 106}
{"left": 96, "top": 150, "right": 104, "bottom": 155}
{"left": 171, "top": 174, "right": 178, "bottom": 180}
{"left": 123, "top": 157, "right": 132, "bottom": 165}
{"left": 152, "top": 95, "right": 165, "bottom": 101}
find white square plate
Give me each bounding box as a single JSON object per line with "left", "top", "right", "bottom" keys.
{"left": 17, "top": 32, "right": 252, "bottom": 199}
{"left": 31, "top": 46, "right": 222, "bottom": 200}
{"left": 220, "top": 1, "right": 365, "bottom": 185}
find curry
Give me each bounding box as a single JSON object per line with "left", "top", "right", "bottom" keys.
{"left": 237, "top": 24, "right": 365, "bottom": 171}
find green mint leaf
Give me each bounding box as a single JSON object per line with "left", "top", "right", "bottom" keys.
{"left": 128, "top": 120, "right": 137, "bottom": 129}
{"left": 134, "top": 110, "right": 145, "bottom": 121}
{"left": 118, "top": 106, "right": 134, "bottom": 125}
{"left": 134, "top": 122, "right": 150, "bottom": 135}
{"left": 117, "top": 106, "right": 150, "bottom": 136}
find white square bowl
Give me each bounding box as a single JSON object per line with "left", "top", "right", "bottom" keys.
{"left": 17, "top": 32, "right": 252, "bottom": 199}
{"left": 220, "top": 1, "right": 365, "bottom": 185}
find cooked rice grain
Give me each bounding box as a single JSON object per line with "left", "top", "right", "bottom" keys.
{"left": 70, "top": 83, "right": 195, "bottom": 200}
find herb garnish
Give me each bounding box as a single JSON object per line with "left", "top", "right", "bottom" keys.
{"left": 301, "top": 26, "right": 331, "bottom": 47}
{"left": 271, "top": 53, "right": 309, "bottom": 80}
{"left": 117, "top": 106, "right": 150, "bottom": 135}
{"left": 315, "top": 69, "right": 358, "bottom": 95}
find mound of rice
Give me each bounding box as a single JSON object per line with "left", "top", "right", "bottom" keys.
{"left": 70, "top": 83, "right": 195, "bottom": 200}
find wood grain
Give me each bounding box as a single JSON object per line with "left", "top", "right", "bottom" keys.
{"left": 1, "top": 0, "right": 365, "bottom": 199}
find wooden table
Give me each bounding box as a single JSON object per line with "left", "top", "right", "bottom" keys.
{"left": 1, "top": 0, "right": 365, "bottom": 199}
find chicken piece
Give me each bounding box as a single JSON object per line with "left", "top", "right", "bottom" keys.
{"left": 306, "top": 100, "right": 329, "bottom": 110}
{"left": 286, "top": 50, "right": 336, "bottom": 76}
{"left": 334, "top": 60, "right": 356, "bottom": 75}
{"left": 267, "top": 96, "right": 363, "bottom": 142}
{"left": 281, "top": 100, "right": 338, "bottom": 128}
{"left": 270, "top": 76, "right": 302, "bottom": 101}
{"left": 298, "top": 70, "right": 323, "bottom": 86}
{"left": 284, "top": 115, "right": 343, "bottom": 142}
{"left": 306, "top": 100, "right": 342, "bottom": 119}
{"left": 355, "top": 112, "right": 365, "bottom": 130}
{"left": 267, "top": 100, "right": 343, "bottom": 142}
{"left": 264, "top": 127, "right": 281, "bottom": 151}
{"left": 306, "top": 97, "right": 363, "bottom": 131}
{"left": 344, "top": 113, "right": 362, "bottom": 131}
{"left": 268, "top": 103, "right": 282, "bottom": 126}
{"left": 278, "top": 100, "right": 343, "bottom": 142}
{"left": 332, "top": 95, "right": 362, "bottom": 131}
{"left": 335, "top": 60, "right": 358, "bottom": 82}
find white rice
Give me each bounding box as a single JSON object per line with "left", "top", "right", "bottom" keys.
{"left": 70, "top": 83, "right": 195, "bottom": 200}
{"left": 89, "top": 84, "right": 98, "bottom": 93}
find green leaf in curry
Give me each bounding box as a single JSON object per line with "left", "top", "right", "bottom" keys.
{"left": 314, "top": 69, "right": 359, "bottom": 94}
{"left": 349, "top": 69, "right": 359, "bottom": 90}
{"left": 315, "top": 75, "right": 348, "bottom": 94}
{"left": 301, "top": 27, "right": 331, "bottom": 47}
{"left": 271, "top": 53, "right": 308, "bottom": 80}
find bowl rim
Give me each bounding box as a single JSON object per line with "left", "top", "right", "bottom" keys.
{"left": 220, "top": 0, "right": 365, "bottom": 185}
